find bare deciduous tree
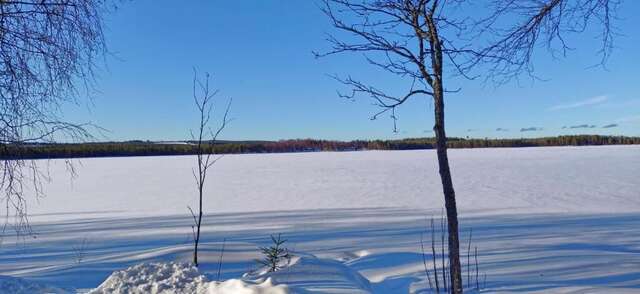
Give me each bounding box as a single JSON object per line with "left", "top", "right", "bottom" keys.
{"left": 189, "top": 70, "right": 231, "bottom": 267}
{"left": 1, "top": 0, "right": 110, "bottom": 236}
{"left": 317, "top": 1, "right": 617, "bottom": 292}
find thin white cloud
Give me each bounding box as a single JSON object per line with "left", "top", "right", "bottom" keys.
{"left": 548, "top": 95, "right": 608, "bottom": 111}
{"left": 596, "top": 98, "right": 640, "bottom": 109}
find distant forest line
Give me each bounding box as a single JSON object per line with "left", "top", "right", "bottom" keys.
{"left": 1, "top": 135, "right": 639, "bottom": 160}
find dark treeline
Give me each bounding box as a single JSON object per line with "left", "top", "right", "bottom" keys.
{"left": 1, "top": 135, "right": 639, "bottom": 160}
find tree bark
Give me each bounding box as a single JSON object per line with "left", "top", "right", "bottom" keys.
{"left": 433, "top": 86, "right": 462, "bottom": 293}
{"left": 426, "top": 12, "right": 463, "bottom": 294}
{"left": 194, "top": 186, "right": 203, "bottom": 266}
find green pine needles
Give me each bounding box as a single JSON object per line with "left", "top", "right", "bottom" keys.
{"left": 258, "top": 234, "right": 292, "bottom": 273}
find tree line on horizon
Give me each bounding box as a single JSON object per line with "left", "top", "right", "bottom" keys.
{"left": 1, "top": 135, "right": 638, "bottom": 160}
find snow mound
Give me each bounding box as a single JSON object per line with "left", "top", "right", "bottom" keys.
{"left": 89, "top": 262, "right": 288, "bottom": 294}
{"left": 0, "top": 275, "right": 66, "bottom": 294}
{"left": 209, "top": 278, "right": 289, "bottom": 294}
{"left": 89, "top": 262, "right": 207, "bottom": 294}
{"left": 252, "top": 255, "right": 372, "bottom": 293}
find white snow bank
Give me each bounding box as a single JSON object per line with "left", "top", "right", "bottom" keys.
{"left": 89, "top": 262, "right": 288, "bottom": 294}
{"left": 0, "top": 275, "right": 66, "bottom": 294}
{"left": 209, "top": 278, "right": 288, "bottom": 294}
{"left": 89, "top": 262, "right": 207, "bottom": 294}
{"left": 250, "top": 255, "right": 372, "bottom": 293}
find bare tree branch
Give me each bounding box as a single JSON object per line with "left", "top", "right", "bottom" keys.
{"left": 190, "top": 69, "right": 232, "bottom": 267}
{"left": 316, "top": 1, "right": 618, "bottom": 292}
{"left": 0, "top": 0, "right": 110, "bottom": 236}
{"left": 476, "top": 0, "right": 619, "bottom": 83}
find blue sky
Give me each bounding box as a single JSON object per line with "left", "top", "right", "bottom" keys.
{"left": 66, "top": 1, "right": 640, "bottom": 141}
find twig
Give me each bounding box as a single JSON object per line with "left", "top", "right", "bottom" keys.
{"left": 431, "top": 218, "right": 440, "bottom": 293}
{"left": 475, "top": 246, "right": 479, "bottom": 292}
{"left": 441, "top": 211, "right": 447, "bottom": 292}
{"left": 467, "top": 228, "right": 472, "bottom": 289}
{"left": 216, "top": 238, "right": 226, "bottom": 281}
{"left": 420, "top": 231, "right": 434, "bottom": 291}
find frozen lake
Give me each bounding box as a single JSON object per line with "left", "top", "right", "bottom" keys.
{"left": 2, "top": 145, "right": 640, "bottom": 293}
{"left": 24, "top": 145, "right": 640, "bottom": 220}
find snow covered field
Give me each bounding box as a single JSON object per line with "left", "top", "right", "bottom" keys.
{"left": 1, "top": 145, "right": 639, "bottom": 293}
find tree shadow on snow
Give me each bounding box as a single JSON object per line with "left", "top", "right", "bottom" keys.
{"left": 1, "top": 208, "right": 639, "bottom": 292}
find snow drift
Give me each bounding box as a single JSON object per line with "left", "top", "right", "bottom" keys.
{"left": 89, "top": 262, "right": 289, "bottom": 294}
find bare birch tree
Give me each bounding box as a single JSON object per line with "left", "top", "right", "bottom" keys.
{"left": 317, "top": 1, "right": 617, "bottom": 292}
{"left": 1, "top": 0, "right": 110, "bottom": 236}
{"left": 189, "top": 70, "right": 231, "bottom": 267}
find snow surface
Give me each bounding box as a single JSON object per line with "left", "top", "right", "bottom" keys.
{"left": 22, "top": 145, "right": 640, "bottom": 222}
{"left": 1, "top": 146, "right": 639, "bottom": 293}
{"left": 89, "top": 262, "right": 208, "bottom": 294}
{"left": 0, "top": 275, "right": 66, "bottom": 294}
{"left": 208, "top": 278, "right": 288, "bottom": 294}
{"left": 246, "top": 254, "right": 372, "bottom": 293}
{"left": 89, "top": 262, "right": 288, "bottom": 294}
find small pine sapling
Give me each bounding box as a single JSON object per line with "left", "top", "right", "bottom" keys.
{"left": 258, "top": 233, "right": 292, "bottom": 273}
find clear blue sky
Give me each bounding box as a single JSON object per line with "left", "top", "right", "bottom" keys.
{"left": 66, "top": 0, "right": 640, "bottom": 141}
